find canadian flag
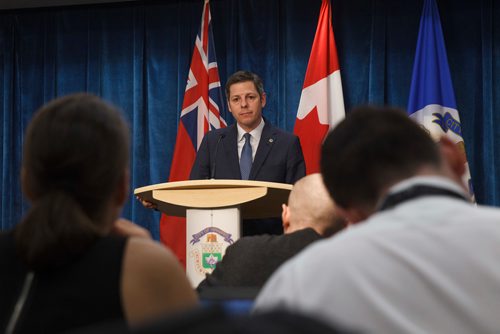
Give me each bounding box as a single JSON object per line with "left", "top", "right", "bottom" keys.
{"left": 294, "top": 0, "right": 345, "bottom": 175}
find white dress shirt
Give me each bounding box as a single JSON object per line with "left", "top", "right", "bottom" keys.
{"left": 237, "top": 118, "right": 264, "bottom": 161}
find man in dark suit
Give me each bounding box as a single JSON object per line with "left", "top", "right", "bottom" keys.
{"left": 190, "top": 70, "right": 306, "bottom": 235}
{"left": 196, "top": 174, "right": 346, "bottom": 292}
{"left": 189, "top": 70, "right": 305, "bottom": 184}
{"left": 138, "top": 72, "right": 305, "bottom": 235}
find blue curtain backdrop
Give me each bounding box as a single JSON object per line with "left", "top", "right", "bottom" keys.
{"left": 1, "top": 0, "right": 499, "bottom": 239}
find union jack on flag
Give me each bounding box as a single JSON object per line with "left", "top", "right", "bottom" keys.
{"left": 160, "top": 0, "right": 226, "bottom": 268}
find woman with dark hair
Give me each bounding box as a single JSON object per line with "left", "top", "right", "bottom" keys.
{"left": 0, "top": 94, "right": 197, "bottom": 333}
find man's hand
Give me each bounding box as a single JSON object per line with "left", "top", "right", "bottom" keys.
{"left": 112, "top": 218, "right": 152, "bottom": 239}
{"left": 136, "top": 195, "right": 158, "bottom": 210}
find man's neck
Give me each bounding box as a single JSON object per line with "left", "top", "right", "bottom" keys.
{"left": 236, "top": 117, "right": 264, "bottom": 134}
{"left": 379, "top": 166, "right": 468, "bottom": 204}
{"left": 375, "top": 174, "right": 470, "bottom": 212}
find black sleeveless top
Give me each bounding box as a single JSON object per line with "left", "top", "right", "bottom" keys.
{"left": 0, "top": 231, "right": 127, "bottom": 333}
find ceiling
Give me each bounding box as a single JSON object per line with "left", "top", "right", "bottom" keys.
{"left": 0, "top": 0, "right": 137, "bottom": 10}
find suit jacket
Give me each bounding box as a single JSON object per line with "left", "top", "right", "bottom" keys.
{"left": 197, "top": 228, "right": 322, "bottom": 290}
{"left": 189, "top": 121, "right": 305, "bottom": 184}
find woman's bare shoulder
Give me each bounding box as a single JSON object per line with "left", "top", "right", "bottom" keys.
{"left": 121, "top": 237, "right": 198, "bottom": 326}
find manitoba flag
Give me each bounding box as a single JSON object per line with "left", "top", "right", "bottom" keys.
{"left": 294, "top": 0, "right": 345, "bottom": 175}
{"left": 407, "top": 0, "right": 474, "bottom": 198}
{"left": 160, "top": 0, "right": 226, "bottom": 267}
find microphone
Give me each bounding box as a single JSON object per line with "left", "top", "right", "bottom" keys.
{"left": 211, "top": 134, "right": 225, "bottom": 179}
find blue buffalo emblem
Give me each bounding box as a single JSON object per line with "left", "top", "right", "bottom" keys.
{"left": 432, "top": 112, "right": 462, "bottom": 137}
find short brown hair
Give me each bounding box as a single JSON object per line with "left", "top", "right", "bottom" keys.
{"left": 225, "top": 70, "right": 265, "bottom": 99}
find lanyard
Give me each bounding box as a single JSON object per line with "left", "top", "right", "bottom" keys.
{"left": 378, "top": 185, "right": 469, "bottom": 212}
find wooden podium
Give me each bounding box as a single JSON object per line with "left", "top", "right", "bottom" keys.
{"left": 134, "top": 179, "right": 292, "bottom": 286}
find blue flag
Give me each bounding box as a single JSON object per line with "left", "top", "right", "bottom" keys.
{"left": 407, "top": 0, "right": 474, "bottom": 198}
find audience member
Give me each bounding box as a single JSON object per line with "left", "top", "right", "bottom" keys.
{"left": 0, "top": 94, "right": 197, "bottom": 333}
{"left": 254, "top": 106, "right": 500, "bottom": 333}
{"left": 197, "top": 174, "right": 346, "bottom": 292}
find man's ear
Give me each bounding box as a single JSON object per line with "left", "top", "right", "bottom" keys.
{"left": 114, "top": 168, "right": 130, "bottom": 207}
{"left": 439, "top": 136, "right": 466, "bottom": 180}
{"left": 260, "top": 92, "right": 267, "bottom": 108}
{"left": 281, "top": 203, "right": 291, "bottom": 232}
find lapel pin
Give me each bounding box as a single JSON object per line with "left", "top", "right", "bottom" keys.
{"left": 268, "top": 138, "right": 274, "bottom": 143}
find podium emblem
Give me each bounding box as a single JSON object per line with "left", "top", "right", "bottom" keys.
{"left": 202, "top": 234, "right": 222, "bottom": 269}
{"left": 189, "top": 227, "right": 233, "bottom": 276}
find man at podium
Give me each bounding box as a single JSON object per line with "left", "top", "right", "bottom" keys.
{"left": 189, "top": 71, "right": 306, "bottom": 235}
{"left": 189, "top": 70, "right": 305, "bottom": 185}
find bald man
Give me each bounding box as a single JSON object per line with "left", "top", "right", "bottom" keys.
{"left": 196, "top": 174, "right": 346, "bottom": 292}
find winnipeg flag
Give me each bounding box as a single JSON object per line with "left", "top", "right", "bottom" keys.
{"left": 407, "top": 0, "right": 474, "bottom": 198}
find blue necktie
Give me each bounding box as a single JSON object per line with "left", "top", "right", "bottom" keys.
{"left": 240, "top": 133, "right": 252, "bottom": 180}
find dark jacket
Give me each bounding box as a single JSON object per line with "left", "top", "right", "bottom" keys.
{"left": 190, "top": 121, "right": 305, "bottom": 184}
{"left": 197, "top": 228, "right": 322, "bottom": 290}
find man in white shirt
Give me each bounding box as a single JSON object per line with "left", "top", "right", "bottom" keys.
{"left": 254, "top": 106, "right": 500, "bottom": 334}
